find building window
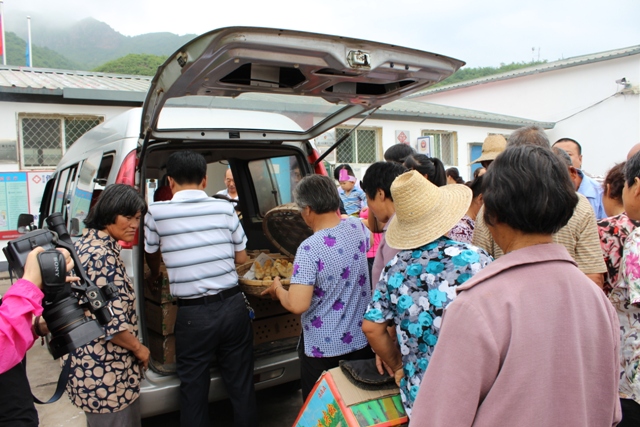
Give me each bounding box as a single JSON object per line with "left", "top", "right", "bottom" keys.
{"left": 421, "top": 130, "right": 457, "bottom": 165}
{"left": 19, "top": 115, "right": 103, "bottom": 168}
{"left": 335, "top": 127, "right": 380, "bottom": 164}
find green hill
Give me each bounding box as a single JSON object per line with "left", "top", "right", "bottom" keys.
{"left": 92, "top": 53, "right": 168, "bottom": 75}
{"left": 3, "top": 31, "right": 80, "bottom": 69}
{"left": 6, "top": 15, "right": 196, "bottom": 70}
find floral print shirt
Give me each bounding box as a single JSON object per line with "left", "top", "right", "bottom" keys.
{"left": 64, "top": 228, "right": 141, "bottom": 413}
{"left": 615, "top": 227, "right": 640, "bottom": 404}
{"left": 597, "top": 213, "right": 640, "bottom": 294}
{"left": 364, "top": 237, "right": 492, "bottom": 417}
{"left": 447, "top": 214, "right": 475, "bottom": 244}
{"left": 293, "top": 217, "right": 371, "bottom": 358}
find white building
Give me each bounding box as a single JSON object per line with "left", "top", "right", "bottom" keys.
{"left": 0, "top": 65, "right": 550, "bottom": 267}
{"left": 411, "top": 45, "right": 640, "bottom": 177}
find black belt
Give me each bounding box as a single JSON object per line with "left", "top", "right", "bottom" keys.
{"left": 177, "top": 286, "right": 241, "bottom": 307}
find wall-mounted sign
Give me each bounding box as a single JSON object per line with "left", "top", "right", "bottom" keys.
{"left": 395, "top": 130, "right": 410, "bottom": 145}
{"left": 417, "top": 136, "right": 433, "bottom": 155}
{"left": 316, "top": 130, "right": 336, "bottom": 147}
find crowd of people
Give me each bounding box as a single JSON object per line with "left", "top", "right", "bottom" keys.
{"left": 2, "top": 125, "right": 640, "bottom": 426}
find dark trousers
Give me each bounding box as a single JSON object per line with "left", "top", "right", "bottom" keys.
{"left": 619, "top": 398, "right": 640, "bottom": 427}
{"left": 175, "top": 293, "right": 258, "bottom": 427}
{"left": 367, "top": 257, "right": 375, "bottom": 287}
{"left": 0, "top": 360, "right": 38, "bottom": 427}
{"left": 298, "top": 334, "right": 374, "bottom": 402}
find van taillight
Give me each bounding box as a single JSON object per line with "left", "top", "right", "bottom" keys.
{"left": 119, "top": 230, "right": 139, "bottom": 250}
{"left": 116, "top": 150, "right": 137, "bottom": 186}
{"left": 308, "top": 149, "right": 328, "bottom": 176}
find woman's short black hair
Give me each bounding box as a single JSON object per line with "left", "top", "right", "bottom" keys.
{"left": 482, "top": 145, "right": 578, "bottom": 234}
{"left": 445, "top": 167, "right": 464, "bottom": 184}
{"left": 403, "top": 154, "right": 447, "bottom": 187}
{"left": 294, "top": 175, "right": 340, "bottom": 214}
{"left": 84, "top": 184, "right": 147, "bottom": 230}
{"left": 603, "top": 162, "right": 625, "bottom": 202}
{"left": 361, "top": 161, "right": 408, "bottom": 200}
{"left": 166, "top": 150, "right": 207, "bottom": 185}
{"left": 384, "top": 144, "right": 415, "bottom": 164}
{"left": 333, "top": 164, "right": 355, "bottom": 181}
{"left": 625, "top": 151, "right": 640, "bottom": 187}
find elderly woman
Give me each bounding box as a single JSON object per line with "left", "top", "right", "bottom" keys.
{"left": 65, "top": 184, "right": 149, "bottom": 427}
{"left": 614, "top": 152, "right": 640, "bottom": 426}
{"left": 410, "top": 145, "right": 621, "bottom": 427}
{"left": 262, "top": 175, "right": 373, "bottom": 401}
{"left": 598, "top": 162, "right": 640, "bottom": 294}
{"left": 362, "top": 170, "right": 492, "bottom": 418}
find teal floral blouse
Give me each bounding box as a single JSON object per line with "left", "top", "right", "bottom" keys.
{"left": 364, "top": 236, "right": 492, "bottom": 417}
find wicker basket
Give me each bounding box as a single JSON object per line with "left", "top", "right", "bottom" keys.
{"left": 262, "top": 203, "right": 313, "bottom": 257}
{"left": 237, "top": 259, "right": 292, "bottom": 298}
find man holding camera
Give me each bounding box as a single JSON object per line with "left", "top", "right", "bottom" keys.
{"left": 0, "top": 247, "right": 75, "bottom": 427}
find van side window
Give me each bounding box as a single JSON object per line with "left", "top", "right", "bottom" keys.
{"left": 50, "top": 165, "right": 78, "bottom": 229}
{"left": 249, "top": 155, "right": 302, "bottom": 216}
{"left": 70, "top": 152, "right": 106, "bottom": 236}
{"left": 96, "top": 153, "right": 114, "bottom": 186}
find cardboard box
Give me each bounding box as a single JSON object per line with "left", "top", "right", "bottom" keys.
{"left": 143, "top": 265, "right": 174, "bottom": 304}
{"left": 294, "top": 367, "right": 407, "bottom": 427}
{"left": 252, "top": 313, "right": 301, "bottom": 345}
{"left": 148, "top": 331, "right": 176, "bottom": 365}
{"left": 145, "top": 300, "right": 178, "bottom": 335}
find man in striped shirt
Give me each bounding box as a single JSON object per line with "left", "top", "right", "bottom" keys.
{"left": 472, "top": 126, "right": 606, "bottom": 288}
{"left": 144, "top": 150, "right": 257, "bottom": 427}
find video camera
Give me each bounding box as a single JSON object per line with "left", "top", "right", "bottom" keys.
{"left": 3, "top": 212, "right": 117, "bottom": 359}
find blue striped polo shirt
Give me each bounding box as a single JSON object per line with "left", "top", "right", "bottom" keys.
{"left": 144, "top": 189, "right": 247, "bottom": 298}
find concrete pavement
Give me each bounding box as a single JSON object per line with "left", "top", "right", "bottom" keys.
{"left": 3, "top": 275, "right": 304, "bottom": 426}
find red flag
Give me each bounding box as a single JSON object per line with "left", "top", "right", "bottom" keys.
{"left": 0, "top": 13, "right": 4, "bottom": 56}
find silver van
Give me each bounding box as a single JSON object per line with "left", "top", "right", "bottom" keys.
{"left": 34, "top": 26, "right": 463, "bottom": 417}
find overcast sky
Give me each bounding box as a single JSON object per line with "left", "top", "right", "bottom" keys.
{"left": 2, "top": 0, "right": 640, "bottom": 68}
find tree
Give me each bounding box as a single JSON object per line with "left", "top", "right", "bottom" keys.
{"left": 431, "top": 61, "right": 548, "bottom": 88}
{"left": 92, "top": 53, "right": 167, "bottom": 75}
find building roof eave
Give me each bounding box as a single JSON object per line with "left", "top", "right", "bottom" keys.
{"left": 411, "top": 44, "right": 640, "bottom": 97}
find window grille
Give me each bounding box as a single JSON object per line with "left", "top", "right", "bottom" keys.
{"left": 335, "top": 127, "right": 379, "bottom": 164}
{"left": 421, "top": 130, "right": 457, "bottom": 165}
{"left": 65, "top": 118, "right": 102, "bottom": 148}
{"left": 19, "top": 115, "right": 103, "bottom": 168}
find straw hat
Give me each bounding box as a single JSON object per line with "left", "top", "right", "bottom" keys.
{"left": 385, "top": 170, "right": 472, "bottom": 250}
{"left": 472, "top": 134, "right": 507, "bottom": 164}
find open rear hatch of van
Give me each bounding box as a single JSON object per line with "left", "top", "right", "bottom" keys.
{"left": 140, "top": 26, "right": 464, "bottom": 144}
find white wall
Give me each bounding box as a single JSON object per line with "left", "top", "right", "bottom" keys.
{"left": 0, "top": 101, "right": 132, "bottom": 172}
{"left": 329, "top": 116, "right": 518, "bottom": 182}
{"left": 414, "top": 55, "right": 640, "bottom": 176}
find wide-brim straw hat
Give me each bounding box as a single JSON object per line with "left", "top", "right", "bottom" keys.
{"left": 472, "top": 134, "right": 507, "bottom": 164}
{"left": 386, "top": 170, "right": 472, "bottom": 250}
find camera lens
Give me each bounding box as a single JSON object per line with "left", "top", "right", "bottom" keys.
{"left": 44, "top": 297, "right": 104, "bottom": 359}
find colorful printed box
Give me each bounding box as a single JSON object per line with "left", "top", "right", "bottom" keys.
{"left": 294, "top": 367, "right": 407, "bottom": 427}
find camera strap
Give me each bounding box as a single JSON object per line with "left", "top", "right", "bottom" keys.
{"left": 31, "top": 352, "right": 73, "bottom": 405}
